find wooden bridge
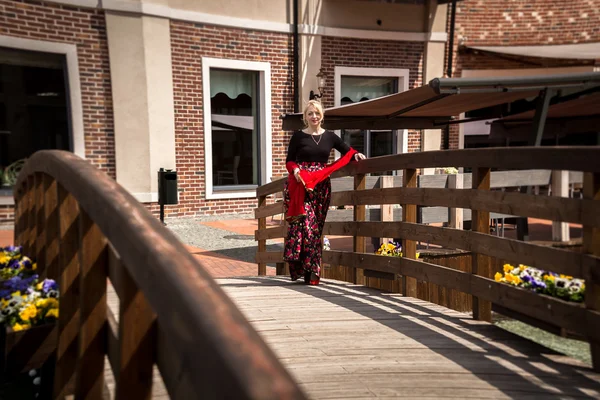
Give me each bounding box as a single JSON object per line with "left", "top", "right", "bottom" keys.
{"left": 8, "top": 146, "right": 600, "bottom": 399}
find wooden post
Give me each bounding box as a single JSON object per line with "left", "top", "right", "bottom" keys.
{"left": 34, "top": 172, "right": 46, "bottom": 274}
{"left": 53, "top": 186, "right": 82, "bottom": 399}
{"left": 116, "top": 265, "right": 157, "bottom": 399}
{"left": 402, "top": 168, "right": 417, "bottom": 297}
{"left": 353, "top": 174, "right": 366, "bottom": 285}
{"left": 471, "top": 167, "right": 492, "bottom": 321}
{"left": 276, "top": 262, "right": 289, "bottom": 276}
{"left": 44, "top": 175, "right": 60, "bottom": 281}
{"left": 13, "top": 193, "right": 21, "bottom": 246}
{"left": 583, "top": 172, "right": 600, "bottom": 372}
{"left": 75, "top": 209, "right": 108, "bottom": 399}
{"left": 380, "top": 176, "right": 394, "bottom": 245}
{"left": 257, "top": 195, "right": 267, "bottom": 276}
{"left": 448, "top": 173, "right": 464, "bottom": 230}
{"left": 551, "top": 170, "right": 570, "bottom": 242}
{"left": 23, "top": 175, "right": 36, "bottom": 256}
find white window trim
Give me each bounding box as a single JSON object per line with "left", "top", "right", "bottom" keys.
{"left": 334, "top": 67, "right": 410, "bottom": 157}
{"left": 0, "top": 35, "right": 85, "bottom": 206}
{"left": 202, "top": 57, "right": 272, "bottom": 200}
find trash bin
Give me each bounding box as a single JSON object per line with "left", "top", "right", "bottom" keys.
{"left": 158, "top": 168, "right": 178, "bottom": 205}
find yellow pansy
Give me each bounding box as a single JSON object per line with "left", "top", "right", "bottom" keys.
{"left": 503, "top": 264, "right": 513, "bottom": 273}
{"left": 494, "top": 272, "right": 503, "bottom": 282}
{"left": 32, "top": 262, "right": 37, "bottom": 271}
{"left": 13, "top": 323, "right": 30, "bottom": 331}
{"left": 19, "top": 304, "right": 37, "bottom": 322}
{"left": 0, "top": 254, "right": 11, "bottom": 265}
{"left": 46, "top": 308, "right": 59, "bottom": 319}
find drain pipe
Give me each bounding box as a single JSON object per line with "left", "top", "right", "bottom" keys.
{"left": 293, "top": 0, "right": 300, "bottom": 113}
{"left": 444, "top": 0, "right": 457, "bottom": 149}
{"left": 445, "top": 0, "right": 457, "bottom": 78}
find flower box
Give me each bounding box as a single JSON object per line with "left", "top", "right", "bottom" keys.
{"left": 0, "top": 322, "right": 57, "bottom": 377}
{"left": 1, "top": 246, "right": 60, "bottom": 378}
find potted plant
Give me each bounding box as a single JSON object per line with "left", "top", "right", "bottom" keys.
{"left": 0, "top": 246, "right": 59, "bottom": 376}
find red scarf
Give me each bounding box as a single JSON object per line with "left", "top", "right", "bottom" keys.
{"left": 285, "top": 148, "right": 358, "bottom": 222}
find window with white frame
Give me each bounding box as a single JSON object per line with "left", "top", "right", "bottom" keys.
{"left": 202, "top": 58, "right": 271, "bottom": 200}
{"left": 334, "top": 67, "right": 409, "bottom": 174}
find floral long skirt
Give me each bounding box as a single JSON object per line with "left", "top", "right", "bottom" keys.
{"left": 283, "top": 162, "right": 331, "bottom": 281}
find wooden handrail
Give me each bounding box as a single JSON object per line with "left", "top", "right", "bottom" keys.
{"left": 257, "top": 147, "right": 599, "bottom": 197}
{"left": 254, "top": 146, "right": 600, "bottom": 372}
{"left": 14, "top": 150, "right": 305, "bottom": 399}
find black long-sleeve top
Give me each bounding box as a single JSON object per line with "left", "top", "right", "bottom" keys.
{"left": 285, "top": 130, "right": 351, "bottom": 164}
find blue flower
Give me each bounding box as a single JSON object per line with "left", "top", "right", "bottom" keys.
{"left": 42, "top": 279, "right": 58, "bottom": 294}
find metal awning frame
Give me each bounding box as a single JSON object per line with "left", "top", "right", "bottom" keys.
{"left": 282, "top": 72, "right": 600, "bottom": 132}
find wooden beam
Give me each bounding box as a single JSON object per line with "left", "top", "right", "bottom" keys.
{"left": 329, "top": 187, "right": 596, "bottom": 227}
{"left": 34, "top": 172, "right": 46, "bottom": 275}
{"left": 257, "top": 195, "right": 268, "bottom": 276}
{"left": 44, "top": 174, "right": 60, "bottom": 281}
{"left": 471, "top": 167, "right": 492, "bottom": 322}
{"left": 256, "top": 251, "right": 284, "bottom": 264}
{"left": 53, "top": 186, "right": 81, "bottom": 399}
{"left": 551, "top": 170, "right": 570, "bottom": 242}
{"left": 75, "top": 210, "right": 108, "bottom": 399}
{"left": 115, "top": 265, "right": 157, "bottom": 400}
{"left": 402, "top": 168, "right": 417, "bottom": 297}
{"left": 448, "top": 174, "right": 463, "bottom": 230}
{"left": 254, "top": 202, "right": 284, "bottom": 219}
{"left": 353, "top": 174, "right": 367, "bottom": 285}
{"left": 583, "top": 171, "right": 600, "bottom": 372}
{"left": 323, "top": 221, "right": 594, "bottom": 279}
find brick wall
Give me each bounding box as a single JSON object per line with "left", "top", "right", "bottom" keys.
{"left": 320, "top": 36, "right": 425, "bottom": 152}
{"left": 444, "top": 0, "right": 600, "bottom": 149}
{"left": 455, "top": 0, "right": 600, "bottom": 47}
{"left": 0, "top": 0, "right": 115, "bottom": 223}
{"left": 167, "top": 21, "right": 294, "bottom": 218}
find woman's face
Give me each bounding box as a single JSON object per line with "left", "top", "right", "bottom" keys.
{"left": 305, "top": 106, "right": 322, "bottom": 128}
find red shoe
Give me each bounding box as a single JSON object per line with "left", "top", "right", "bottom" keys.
{"left": 308, "top": 273, "right": 320, "bottom": 286}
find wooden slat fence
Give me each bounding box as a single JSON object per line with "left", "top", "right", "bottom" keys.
{"left": 254, "top": 146, "right": 600, "bottom": 372}
{"left": 13, "top": 150, "right": 306, "bottom": 399}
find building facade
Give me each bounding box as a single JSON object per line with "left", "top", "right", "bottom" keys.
{"left": 0, "top": 0, "right": 451, "bottom": 222}
{"left": 446, "top": 0, "right": 600, "bottom": 149}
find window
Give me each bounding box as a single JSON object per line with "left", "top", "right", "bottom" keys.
{"left": 202, "top": 58, "right": 271, "bottom": 199}
{"left": 0, "top": 47, "right": 70, "bottom": 195}
{"left": 340, "top": 76, "right": 398, "bottom": 163}
{"left": 334, "top": 67, "right": 409, "bottom": 174}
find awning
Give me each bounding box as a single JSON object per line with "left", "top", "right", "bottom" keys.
{"left": 489, "top": 91, "right": 600, "bottom": 140}
{"left": 468, "top": 42, "right": 600, "bottom": 60}
{"left": 499, "top": 91, "right": 600, "bottom": 121}
{"left": 282, "top": 72, "right": 600, "bottom": 131}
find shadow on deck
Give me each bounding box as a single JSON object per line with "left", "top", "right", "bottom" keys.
{"left": 219, "top": 277, "right": 600, "bottom": 399}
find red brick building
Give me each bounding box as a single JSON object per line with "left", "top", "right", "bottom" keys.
{"left": 1, "top": 0, "right": 597, "bottom": 223}
{"left": 445, "top": 0, "right": 600, "bottom": 149}
{"left": 0, "top": 0, "right": 452, "bottom": 223}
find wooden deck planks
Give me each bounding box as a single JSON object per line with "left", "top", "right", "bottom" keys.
{"left": 218, "top": 277, "right": 600, "bottom": 400}
{"left": 102, "top": 276, "right": 600, "bottom": 399}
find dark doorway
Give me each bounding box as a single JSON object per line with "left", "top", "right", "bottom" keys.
{"left": 0, "top": 47, "right": 70, "bottom": 192}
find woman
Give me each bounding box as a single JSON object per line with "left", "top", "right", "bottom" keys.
{"left": 283, "top": 100, "right": 365, "bottom": 285}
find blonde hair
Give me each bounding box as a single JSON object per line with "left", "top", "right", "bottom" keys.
{"left": 302, "top": 100, "right": 324, "bottom": 128}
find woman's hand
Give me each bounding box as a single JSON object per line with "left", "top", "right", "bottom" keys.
{"left": 293, "top": 168, "right": 301, "bottom": 182}
{"left": 354, "top": 152, "right": 366, "bottom": 161}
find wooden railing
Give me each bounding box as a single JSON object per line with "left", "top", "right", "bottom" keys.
{"left": 13, "top": 150, "right": 306, "bottom": 399}
{"left": 255, "top": 146, "right": 600, "bottom": 372}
